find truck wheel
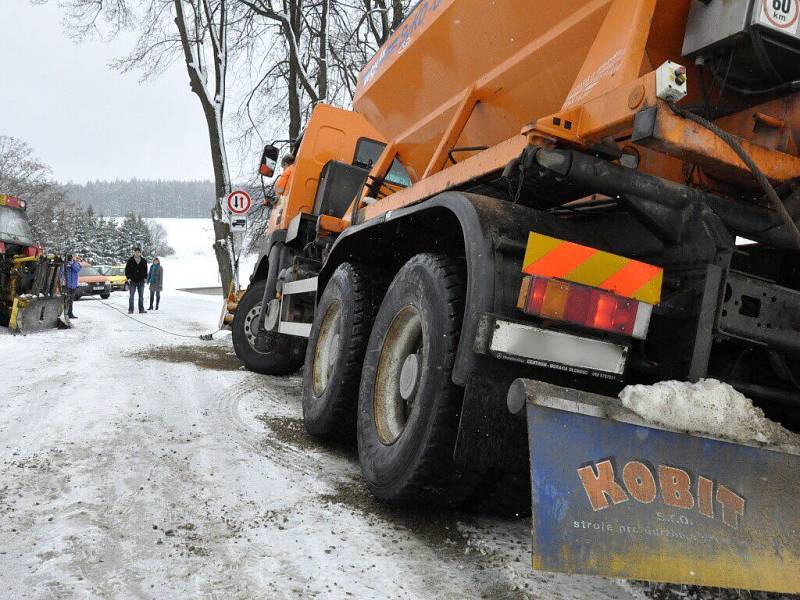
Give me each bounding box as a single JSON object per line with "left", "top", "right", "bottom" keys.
{"left": 232, "top": 279, "right": 305, "bottom": 375}
{"left": 302, "top": 263, "right": 385, "bottom": 444}
{"left": 357, "top": 253, "right": 480, "bottom": 506}
{"left": 100, "top": 293, "right": 110, "bottom": 299}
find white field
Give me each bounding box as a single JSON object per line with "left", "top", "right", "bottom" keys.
{"left": 152, "top": 218, "right": 257, "bottom": 291}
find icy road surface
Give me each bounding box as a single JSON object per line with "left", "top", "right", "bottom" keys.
{"left": 3, "top": 299, "right": 791, "bottom": 599}
{"left": 0, "top": 292, "right": 644, "bottom": 599}
{"left": 1, "top": 255, "right": 796, "bottom": 597}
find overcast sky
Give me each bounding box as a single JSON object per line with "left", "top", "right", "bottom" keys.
{"left": 1, "top": 1, "right": 214, "bottom": 184}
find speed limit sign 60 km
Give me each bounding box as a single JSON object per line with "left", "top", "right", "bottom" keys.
{"left": 760, "top": 0, "right": 799, "bottom": 31}
{"left": 227, "top": 190, "right": 252, "bottom": 215}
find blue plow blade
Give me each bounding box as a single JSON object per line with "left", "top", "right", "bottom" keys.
{"left": 507, "top": 379, "right": 800, "bottom": 594}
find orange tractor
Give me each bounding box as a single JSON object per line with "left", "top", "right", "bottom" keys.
{"left": 231, "top": 1, "right": 800, "bottom": 591}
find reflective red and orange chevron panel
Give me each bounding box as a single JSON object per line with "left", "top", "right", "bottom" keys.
{"left": 522, "top": 232, "right": 663, "bottom": 305}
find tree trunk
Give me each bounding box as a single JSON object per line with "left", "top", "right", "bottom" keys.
{"left": 204, "top": 108, "right": 235, "bottom": 298}
{"left": 317, "top": 0, "right": 329, "bottom": 102}
{"left": 173, "top": 0, "right": 234, "bottom": 298}
{"left": 288, "top": 67, "right": 302, "bottom": 139}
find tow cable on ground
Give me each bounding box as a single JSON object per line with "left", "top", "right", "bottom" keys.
{"left": 92, "top": 297, "right": 223, "bottom": 340}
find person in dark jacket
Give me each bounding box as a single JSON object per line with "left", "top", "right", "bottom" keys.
{"left": 125, "top": 246, "right": 148, "bottom": 314}
{"left": 147, "top": 257, "right": 163, "bottom": 310}
{"left": 62, "top": 254, "right": 81, "bottom": 319}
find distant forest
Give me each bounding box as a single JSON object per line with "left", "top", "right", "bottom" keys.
{"left": 63, "top": 179, "right": 217, "bottom": 218}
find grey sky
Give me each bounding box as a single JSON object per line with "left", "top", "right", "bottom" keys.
{"left": 1, "top": 1, "right": 213, "bottom": 184}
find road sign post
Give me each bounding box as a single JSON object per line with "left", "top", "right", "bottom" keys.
{"left": 224, "top": 190, "right": 252, "bottom": 293}
{"left": 227, "top": 190, "right": 252, "bottom": 215}
{"left": 230, "top": 215, "right": 247, "bottom": 233}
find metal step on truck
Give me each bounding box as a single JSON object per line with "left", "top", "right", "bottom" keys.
{"left": 228, "top": 0, "right": 800, "bottom": 592}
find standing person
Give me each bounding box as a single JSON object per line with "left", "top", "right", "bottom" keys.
{"left": 272, "top": 154, "right": 295, "bottom": 221}
{"left": 147, "top": 257, "right": 163, "bottom": 310}
{"left": 274, "top": 154, "right": 295, "bottom": 196}
{"left": 62, "top": 254, "right": 81, "bottom": 319}
{"left": 125, "top": 246, "right": 148, "bottom": 314}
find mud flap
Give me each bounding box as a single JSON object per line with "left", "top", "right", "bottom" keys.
{"left": 10, "top": 296, "right": 65, "bottom": 334}
{"left": 507, "top": 379, "right": 800, "bottom": 594}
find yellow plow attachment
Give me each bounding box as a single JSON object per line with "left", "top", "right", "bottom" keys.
{"left": 5, "top": 255, "right": 67, "bottom": 334}
{"left": 9, "top": 295, "right": 65, "bottom": 334}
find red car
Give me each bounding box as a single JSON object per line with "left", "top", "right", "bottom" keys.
{"left": 75, "top": 263, "right": 111, "bottom": 300}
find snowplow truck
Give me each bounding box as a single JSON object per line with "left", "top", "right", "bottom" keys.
{"left": 231, "top": 0, "right": 800, "bottom": 591}
{"left": 0, "top": 194, "right": 64, "bottom": 333}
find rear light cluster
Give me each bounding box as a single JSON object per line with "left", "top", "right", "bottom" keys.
{"left": 24, "top": 245, "right": 41, "bottom": 257}
{"left": 0, "top": 241, "right": 5, "bottom": 254}
{"left": 517, "top": 275, "right": 652, "bottom": 339}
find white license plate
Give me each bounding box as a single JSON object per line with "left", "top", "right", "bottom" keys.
{"left": 94, "top": 286, "right": 104, "bottom": 291}
{"left": 489, "top": 319, "right": 628, "bottom": 378}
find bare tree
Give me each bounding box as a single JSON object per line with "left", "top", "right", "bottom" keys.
{"left": 0, "top": 136, "right": 68, "bottom": 242}
{"left": 52, "top": 0, "right": 239, "bottom": 296}
{"left": 48, "top": 0, "right": 412, "bottom": 283}
{"left": 0, "top": 136, "right": 58, "bottom": 202}
{"left": 233, "top": 0, "right": 410, "bottom": 144}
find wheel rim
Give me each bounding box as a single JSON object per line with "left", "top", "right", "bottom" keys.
{"left": 243, "top": 304, "right": 268, "bottom": 354}
{"left": 373, "top": 305, "right": 424, "bottom": 445}
{"left": 312, "top": 300, "right": 342, "bottom": 396}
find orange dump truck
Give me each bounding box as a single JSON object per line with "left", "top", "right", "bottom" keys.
{"left": 232, "top": 1, "right": 800, "bottom": 591}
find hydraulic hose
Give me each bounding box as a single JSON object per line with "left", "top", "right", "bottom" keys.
{"left": 667, "top": 101, "right": 800, "bottom": 251}
{"left": 532, "top": 147, "right": 800, "bottom": 251}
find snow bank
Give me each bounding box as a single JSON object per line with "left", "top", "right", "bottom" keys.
{"left": 619, "top": 379, "right": 800, "bottom": 451}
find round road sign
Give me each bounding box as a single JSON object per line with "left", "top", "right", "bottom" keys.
{"left": 227, "top": 190, "right": 252, "bottom": 214}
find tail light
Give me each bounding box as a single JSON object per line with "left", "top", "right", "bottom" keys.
{"left": 24, "top": 245, "right": 41, "bottom": 257}
{"left": 518, "top": 275, "right": 652, "bottom": 339}
{"left": 0, "top": 241, "right": 5, "bottom": 254}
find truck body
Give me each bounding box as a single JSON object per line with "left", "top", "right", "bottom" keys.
{"left": 231, "top": 0, "right": 800, "bottom": 591}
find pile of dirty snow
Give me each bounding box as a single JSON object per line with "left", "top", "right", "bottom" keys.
{"left": 619, "top": 379, "right": 800, "bottom": 452}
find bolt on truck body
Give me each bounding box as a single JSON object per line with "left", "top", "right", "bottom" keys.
{"left": 229, "top": 0, "right": 800, "bottom": 592}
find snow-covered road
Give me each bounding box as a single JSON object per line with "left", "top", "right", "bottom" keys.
{"left": 0, "top": 288, "right": 668, "bottom": 599}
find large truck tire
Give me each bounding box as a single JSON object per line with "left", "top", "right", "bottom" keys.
{"left": 231, "top": 279, "right": 304, "bottom": 375}
{"left": 302, "top": 262, "right": 385, "bottom": 444}
{"left": 357, "top": 253, "right": 480, "bottom": 507}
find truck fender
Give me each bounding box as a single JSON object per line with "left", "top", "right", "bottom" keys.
{"left": 320, "top": 191, "right": 563, "bottom": 385}
{"left": 249, "top": 229, "right": 287, "bottom": 284}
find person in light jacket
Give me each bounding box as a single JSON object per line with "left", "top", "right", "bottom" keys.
{"left": 147, "top": 257, "right": 163, "bottom": 310}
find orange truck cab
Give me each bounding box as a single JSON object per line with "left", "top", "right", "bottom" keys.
{"left": 232, "top": 2, "right": 800, "bottom": 592}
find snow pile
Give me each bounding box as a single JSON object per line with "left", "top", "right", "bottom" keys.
{"left": 620, "top": 379, "right": 800, "bottom": 451}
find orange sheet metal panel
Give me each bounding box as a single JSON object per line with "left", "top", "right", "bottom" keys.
{"left": 639, "top": 104, "right": 800, "bottom": 185}
{"left": 522, "top": 233, "right": 663, "bottom": 305}
{"left": 354, "top": 0, "right": 614, "bottom": 181}
{"left": 359, "top": 134, "right": 529, "bottom": 222}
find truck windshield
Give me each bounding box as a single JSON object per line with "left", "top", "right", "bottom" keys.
{"left": 0, "top": 206, "right": 34, "bottom": 245}
{"left": 353, "top": 138, "right": 412, "bottom": 188}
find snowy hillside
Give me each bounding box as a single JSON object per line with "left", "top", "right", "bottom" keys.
{"left": 153, "top": 218, "right": 257, "bottom": 291}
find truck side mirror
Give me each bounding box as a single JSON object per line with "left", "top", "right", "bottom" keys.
{"left": 259, "top": 145, "right": 279, "bottom": 177}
